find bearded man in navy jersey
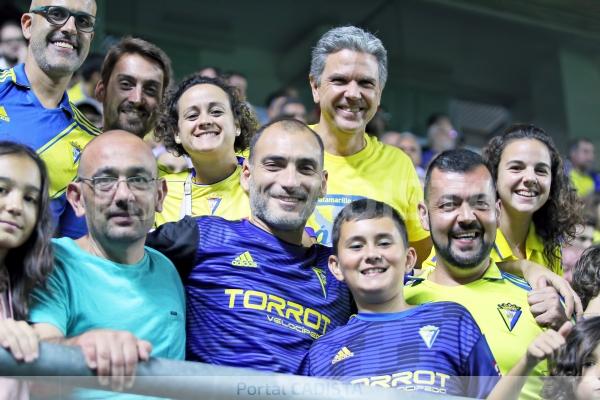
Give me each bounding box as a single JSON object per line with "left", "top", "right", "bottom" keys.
{"left": 146, "top": 118, "right": 352, "bottom": 373}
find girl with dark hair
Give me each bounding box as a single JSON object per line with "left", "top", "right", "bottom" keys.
{"left": 0, "top": 141, "right": 54, "bottom": 397}
{"left": 483, "top": 124, "right": 582, "bottom": 275}
{"left": 543, "top": 317, "right": 600, "bottom": 400}
{"left": 153, "top": 74, "right": 258, "bottom": 226}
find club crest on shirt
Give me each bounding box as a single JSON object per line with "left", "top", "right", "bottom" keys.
{"left": 497, "top": 303, "right": 522, "bottom": 332}
{"left": 70, "top": 141, "right": 83, "bottom": 164}
{"left": 312, "top": 267, "right": 327, "bottom": 299}
{"left": 0, "top": 106, "right": 9, "bottom": 122}
{"left": 419, "top": 325, "right": 440, "bottom": 349}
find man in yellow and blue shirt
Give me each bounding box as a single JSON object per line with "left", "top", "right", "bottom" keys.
{"left": 0, "top": 1, "right": 100, "bottom": 225}
{"left": 405, "top": 149, "right": 570, "bottom": 400}
{"left": 306, "top": 26, "right": 431, "bottom": 264}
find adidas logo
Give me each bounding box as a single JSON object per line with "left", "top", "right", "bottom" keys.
{"left": 0, "top": 106, "right": 9, "bottom": 122}
{"left": 232, "top": 251, "right": 258, "bottom": 268}
{"left": 331, "top": 347, "right": 354, "bottom": 365}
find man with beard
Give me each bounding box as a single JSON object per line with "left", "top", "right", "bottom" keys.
{"left": 95, "top": 36, "right": 172, "bottom": 138}
{"left": 0, "top": 0, "right": 100, "bottom": 227}
{"left": 404, "top": 149, "right": 567, "bottom": 400}
{"left": 30, "top": 131, "right": 185, "bottom": 396}
{"left": 58, "top": 37, "right": 173, "bottom": 238}
{"left": 146, "top": 118, "right": 352, "bottom": 374}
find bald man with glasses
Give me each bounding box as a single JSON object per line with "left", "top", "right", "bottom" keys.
{"left": 29, "top": 131, "right": 185, "bottom": 394}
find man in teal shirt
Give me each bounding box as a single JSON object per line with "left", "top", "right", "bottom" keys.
{"left": 29, "top": 131, "right": 185, "bottom": 395}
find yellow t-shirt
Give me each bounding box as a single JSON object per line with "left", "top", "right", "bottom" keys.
{"left": 569, "top": 169, "right": 595, "bottom": 198}
{"left": 405, "top": 262, "right": 546, "bottom": 400}
{"left": 155, "top": 166, "right": 250, "bottom": 226}
{"left": 307, "top": 131, "right": 429, "bottom": 246}
{"left": 422, "top": 225, "right": 562, "bottom": 275}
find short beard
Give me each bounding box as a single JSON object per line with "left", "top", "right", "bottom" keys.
{"left": 249, "top": 186, "right": 316, "bottom": 232}
{"left": 429, "top": 218, "right": 493, "bottom": 270}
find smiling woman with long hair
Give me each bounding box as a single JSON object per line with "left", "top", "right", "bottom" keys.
{"left": 0, "top": 141, "right": 54, "bottom": 398}
{"left": 483, "top": 124, "right": 582, "bottom": 274}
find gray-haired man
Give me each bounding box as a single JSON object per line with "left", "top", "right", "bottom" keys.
{"left": 306, "top": 25, "right": 431, "bottom": 266}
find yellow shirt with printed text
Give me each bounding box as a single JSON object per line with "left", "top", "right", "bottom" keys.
{"left": 405, "top": 261, "right": 546, "bottom": 400}
{"left": 306, "top": 130, "right": 429, "bottom": 247}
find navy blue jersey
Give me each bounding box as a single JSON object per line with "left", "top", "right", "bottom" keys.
{"left": 302, "top": 302, "right": 500, "bottom": 398}
{"left": 146, "top": 216, "right": 353, "bottom": 374}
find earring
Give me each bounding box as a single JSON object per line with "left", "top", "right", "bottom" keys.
{"left": 175, "top": 136, "right": 181, "bottom": 144}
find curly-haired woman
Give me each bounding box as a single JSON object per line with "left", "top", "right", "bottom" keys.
{"left": 153, "top": 74, "right": 258, "bottom": 226}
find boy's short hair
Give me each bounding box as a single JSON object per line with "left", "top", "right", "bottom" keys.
{"left": 572, "top": 245, "right": 600, "bottom": 309}
{"left": 331, "top": 199, "right": 408, "bottom": 255}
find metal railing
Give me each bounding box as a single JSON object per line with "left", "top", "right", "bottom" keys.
{"left": 0, "top": 343, "right": 469, "bottom": 399}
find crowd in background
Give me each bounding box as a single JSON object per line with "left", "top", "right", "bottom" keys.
{"left": 2, "top": 2, "right": 600, "bottom": 400}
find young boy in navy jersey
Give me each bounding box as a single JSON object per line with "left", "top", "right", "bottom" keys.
{"left": 302, "top": 198, "right": 566, "bottom": 399}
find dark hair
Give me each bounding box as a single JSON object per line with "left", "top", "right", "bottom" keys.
{"left": 248, "top": 118, "right": 324, "bottom": 165}
{"left": 569, "top": 137, "right": 593, "bottom": 154}
{"left": 155, "top": 74, "right": 258, "bottom": 156}
{"left": 543, "top": 317, "right": 600, "bottom": 400}
{"left": 0, "top": 142, "right": 54, "bottom": 320}
{"left": 264, "top": 88, "right": 292, "bottom": 108}
{"left": 483, "top": 124, "right": 582, "bottom": 268}
{"left": 101, "top": 37, "right": 172, "bottom": 96}
{"left": 80, "top": 53, "right": 104, "bottom": 81}
{"left": 426, "top": 112, "right": 450, "bottom": 128}
{"left": 424, "top": 149, "right": 495, "bottom": 202}
{"left": 225, "top": 70, "right": 246, "bottom": 80}
{"left": 331, "top": 199, "right": 408, "bottom": 255}
{"left": 572, "top": 245, "right": 600, "bottom": 310}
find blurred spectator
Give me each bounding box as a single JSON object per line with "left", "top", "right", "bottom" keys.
{"left": 421, "top": 112, "right": 458, "bottom": 167}
{"left": 198, "top": 66, "right": 221, "bottom": 78}
{"left": 381, "top": 131, "right": 425, "bottom": 183}
{"left": 226, "top": 70, "right": 248, "bottom": 100}
{"left": 583, "top": 193, "right": 600, "bottom": 244}
{"left": 562, "top": 217, "right": 596, "bottom": 284}
{"left": 277, "top": 97, "right": 307, "bottom": 122}
{"left": 566, "top": 138, "right": 599, "bottom": 197}
{"left": 0, "top": 20, "right": 26, "bottom": 70}
{"left": 265, "top": 89, "right": 289, "bottom": 122}
{"left": 261, "top": 87, "right": 299, "bottom": 124}
{"left": 68, "top": 53, "right": 104, "bottom": 107}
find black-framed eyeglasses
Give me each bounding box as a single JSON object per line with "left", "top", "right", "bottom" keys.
{"left": 30, "top": 6, "right": 96, "bottom": 33}
{"left": 78, "top": 176, "right": 158, "bottom": 194}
